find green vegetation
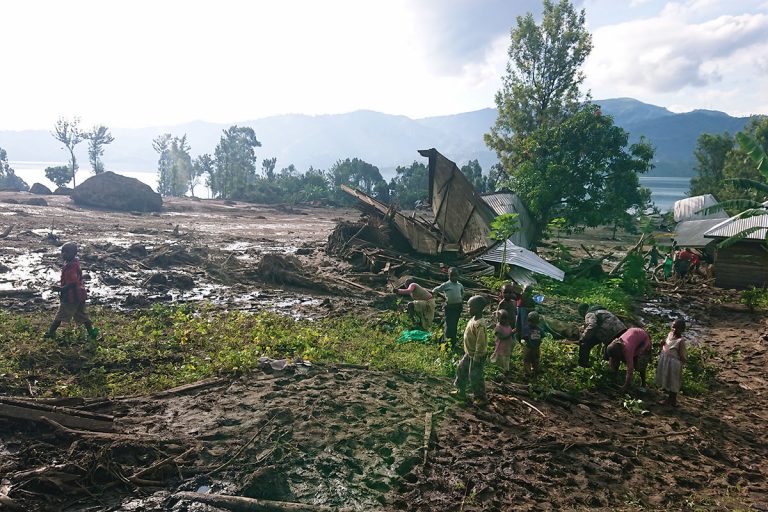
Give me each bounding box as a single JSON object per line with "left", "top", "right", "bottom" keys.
{"left": 742, "top": 286, "right": 768, "bottom": 313}
{"left": 0, "top": 266, "right": 718, "bottom": 399}
{"left": 485, "top": 0, "right": 654, "bottom": 247}
{"left": 51, "top": 116, "right": 85, "bottom": 187}
{"left": 0, "top": 147, "right": 29, "bottom": 191}
{"left": 0, "top": 305, "right": 450, "bottom": 397}
{"left": 690, "top": 117, "right": 768, "bottom": 206}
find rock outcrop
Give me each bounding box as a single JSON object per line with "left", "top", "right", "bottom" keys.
{"left": 72, "top": 172, "right": 162, "bottom": 212}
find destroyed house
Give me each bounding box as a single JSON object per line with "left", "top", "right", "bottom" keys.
{"left": 339, "top": 148, "right": 564, "bottom": 282}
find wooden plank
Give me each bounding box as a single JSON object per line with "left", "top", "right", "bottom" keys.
{"left": 0, "top": 403, "right": 113, "bottom": 432}
{"left": 151, "top": 377, "right": 229, "bottom": 398}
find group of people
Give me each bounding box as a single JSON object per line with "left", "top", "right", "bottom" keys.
{"left": 395, "top": 271, "right": 689, "bottom": 408}
{"left": 47, "top": 242, "right": 689, "bottom": 410}
{"left": 648, "top": 240, "right": 708, "bottom": 282}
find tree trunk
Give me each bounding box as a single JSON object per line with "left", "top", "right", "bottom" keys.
{"left": 69, "top": 148, "right": 77, "bottom": 188}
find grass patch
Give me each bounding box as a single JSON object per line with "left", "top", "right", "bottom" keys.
{"left": 0, "top": 304, "right": 452, "bottom": 397}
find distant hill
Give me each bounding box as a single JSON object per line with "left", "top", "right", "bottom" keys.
{"left": 0, "top": 98, "right": 755, "bottom": 179}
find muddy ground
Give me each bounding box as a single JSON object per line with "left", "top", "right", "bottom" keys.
{"left": 0, "top": 192, "right": 766, "bottom": 511}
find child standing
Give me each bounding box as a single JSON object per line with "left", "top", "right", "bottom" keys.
{"left": 453, "top": 295, "right": 489, "bottom": 406}
{"left": 523, "top": 311, "right": 543, "bottom": 376}
{"left": 656, "top": 318, "right": 687, "bottom": 406}
{"left": 44, "top": 242, "right": 99, "bottom": 340}
{"left": 490, "top": 309, "right": 515, "bottom": 373}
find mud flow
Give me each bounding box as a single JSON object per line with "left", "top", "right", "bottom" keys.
{"left": 0, "top": 193, "right": 766, "bottom": 511}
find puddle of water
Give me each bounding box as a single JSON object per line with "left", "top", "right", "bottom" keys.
{"left": 31, "top": 228, "right": 63, "bottom": 236}
{"left": 0, "top": 252, "right": 58, "bottom": 291}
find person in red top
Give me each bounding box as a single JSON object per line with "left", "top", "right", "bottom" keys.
{"left": 44, "top": 242, "right": 99, "bottom": 340}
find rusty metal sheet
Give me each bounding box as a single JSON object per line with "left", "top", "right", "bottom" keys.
{"left": 340, "top": 185, "right": 442, "bottom": 255}
{"left": 420, "top": 148, "right": 497, "bottom": 255}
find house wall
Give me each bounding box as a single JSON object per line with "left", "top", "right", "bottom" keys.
{"left": 714, "top": 241, "right": 768, "bottom": 289}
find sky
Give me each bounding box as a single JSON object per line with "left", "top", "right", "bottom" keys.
{"left": 1, "top": 0, "right": 766, "bottom": 130}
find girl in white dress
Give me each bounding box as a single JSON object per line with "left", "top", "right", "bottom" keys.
{"left": 656, "top": 318, "right": 687, "bottom": 406}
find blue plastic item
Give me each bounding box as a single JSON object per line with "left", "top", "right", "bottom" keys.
{"left": 533, "top": 294, "right": 545, "bottom": 304}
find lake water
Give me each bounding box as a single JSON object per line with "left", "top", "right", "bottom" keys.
{"left": 10, "top": 161, "right": 691, "bottom": 212}
{"left": 639, "top": 176, "right": 690, "bottom": 212}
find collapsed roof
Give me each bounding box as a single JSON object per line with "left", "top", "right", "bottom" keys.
{"left": 340, "top": 148, "right": 564, "bottom": 281}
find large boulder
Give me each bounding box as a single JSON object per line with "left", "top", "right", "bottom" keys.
{"left": 54, "top": 186, "right": 73, "bottom": 196}
{"left": 29, "top": 183, "right": 53, "bottom": 195}
{"left": 72, "top": 172, "right": 162, "bottom": 212}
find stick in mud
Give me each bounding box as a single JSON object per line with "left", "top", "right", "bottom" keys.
{"left": 173, "top": 491, "right": 345, "bottom": 512}
{"left": 423, "top": 411, "right": 433, "bottom": 466}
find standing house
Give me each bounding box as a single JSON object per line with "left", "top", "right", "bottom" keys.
{"left": 703, "top": 213, "right": 768, "bottom": 289}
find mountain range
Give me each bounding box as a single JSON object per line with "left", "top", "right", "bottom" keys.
{"left": 0, "top": 98, "right": 756, "bottom": 179}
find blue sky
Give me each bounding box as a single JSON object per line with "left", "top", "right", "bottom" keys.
{"left": 1, "top": 0, "right": 766, "bottom": 129}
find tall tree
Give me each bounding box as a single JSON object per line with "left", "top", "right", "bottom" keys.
{"left": 485, "top": 0, "right": 592, "bottom": 153}
{"left": 0, "top": 148, "right": 29, "bottom": 191}
{"left": 193, "top": 154, "right": 214, "bottom": 198}
{"left": 212, "top": 126, "right": 261, "bottom": 199}
{"left": 51, "top": 117, "right": 85, "bottom": 187}
{"left": 261, "top": 157, "right": 277, "bottom": 181}
{"left": 688, "top": 132, "right": 734, "bottom": 197}
{"left": 502, "top": 105, "right": 654, "bottom": 247}
{"left": 85, "top": 125, "right": 115, "bottom": 174}
{"left": 460, "top": 159, "right": 486, "bottom": 193}
{"left": 329, "top": 158, "right": 387, "bottom": 201}
{"left": 153, "top": 134, "right": 192, "bottom": 197}
{"left": 389, "top": 161, "right": 429, "bottom": 207}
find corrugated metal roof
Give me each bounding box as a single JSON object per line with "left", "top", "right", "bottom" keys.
{"left": 481, "top": 193, "right": 534, "bottom": 248}
{"left": 703, "top": 211, "right": 768, "bottom": 241}
{"left": 673, "top": 194, "right": 728, "bottom": 222}
{"left": 672, "top": 219, "right": 727, "bottom": 248}
{"left": 479, "top": 239, "right": 565, "bottom": 281}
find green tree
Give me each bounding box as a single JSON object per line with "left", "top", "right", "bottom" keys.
{"left": 212, "top": 126, "right": 261, "bottom": 199}
{"left": 389, "top": 161, "right": 429, "bottom": 207}
{"left": 330, "top": 157, "right": 387, "bottom": 202}
{"left": 51, "top": 117, "right": 85, "bottom": 187}
{"left": 502, "top": 105, "right": 654, "bottom": 247}
{"left": 44, "top": 165, "right": 73, "bottom": 188}
{"left": 460, "top": 159, "right": 487, "bottom": 193}
{"left": 485, "top": 0, "right": 592, "bottom": 152}
{"left": 489, "top": 213, "right": 520, "bottom": 277}
{"left": 85, "top": 125, "right": 115, "bottom": 174}
{"left": 193, "top": 154, "right": 214, "bottom": 198}
{"left": 261, "top": 157, "right": 277, "bottom": 181}
{"left": 0, "top": 148, "right": 28, "bottom": 191}
{"left": 721, "top": 117, "right": 768, "bottom": 204}
{"left": 153, "top": 134, "right": 191, "bottom": 197}
{"left": 688, "top": 132, "right": 734, "bottom": 197}
{"left": 702, "top": 129, "right": 768, "bottom": 246}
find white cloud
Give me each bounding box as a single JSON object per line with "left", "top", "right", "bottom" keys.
{"left": 584, "top": 6, "right": 768, "bottom": 114}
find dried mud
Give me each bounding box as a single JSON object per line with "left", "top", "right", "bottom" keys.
{"left": 0, "top": 193, "right": 766, "bottom": 511}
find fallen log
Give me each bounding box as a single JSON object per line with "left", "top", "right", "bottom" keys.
{"left": 173, "top": 491, "right": 342, "bottom": 512}
{"left": 609, "top": 234, "right": 647, "bottom": 276}
{"left": 41, "top": 417, "right": 176, "bottom": 443}
{"left": 0, "top": 397, "right": 114, "bottom": 432}
{"left": 151, "top": 377, "right": 229, "bottom": 398}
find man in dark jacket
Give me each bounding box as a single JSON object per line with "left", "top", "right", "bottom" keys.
{"left": 577, "top": 303, "right": 627, "bottom": 367}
